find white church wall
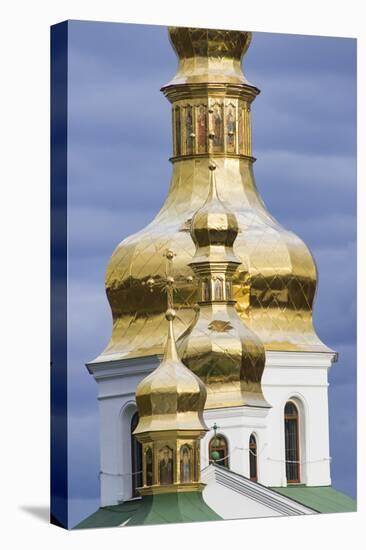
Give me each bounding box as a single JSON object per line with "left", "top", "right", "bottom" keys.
{"left": 201, "top": 406, "right": 269, "bottom": 481}
{"left": 88, "top": 356, "right": 158, "bottom": 506}
{"left": 261, "top": 351, "right": 335, "bottom": 487}
{"left": 88, "top": 349, "right": 335, "bottom": 505}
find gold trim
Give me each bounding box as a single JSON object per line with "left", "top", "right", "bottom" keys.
{"left": 170, "top": 152, "right": 256, "bottom": 163}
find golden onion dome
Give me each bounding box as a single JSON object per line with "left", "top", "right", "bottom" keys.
{"left": 134, "top": 309, "right": 208, "bottom": 435}
{"left": 177, "top": 305, "right": 268, "bottom": 409}
{"left": 190, "top": 163, "right": 239, "bottom": 256}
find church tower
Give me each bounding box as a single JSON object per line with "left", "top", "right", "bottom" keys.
{"left": 87, "top": 26, "right": 337, "bottom": 507}
{"left": 126, "top": 309, "right": 220, "bottom": 525}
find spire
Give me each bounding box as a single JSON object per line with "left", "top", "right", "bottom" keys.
{"left": 162, "top": 308, "right": 179, "bottom": 363}
{"left": 207, "top": 161, "right": 219, "bottom": 200}
{"left": 189, "top": 164, "right": 240, "bottom": 299}
{"left": 177, "top": 165, "right": 268, "bottom": 409}
{"left": 132, "top": 303, "right": 210, "bottom": 499}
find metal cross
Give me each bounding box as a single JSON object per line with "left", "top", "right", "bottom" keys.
{"left": 212, "top": 422, "right": 220, "bottom": 448}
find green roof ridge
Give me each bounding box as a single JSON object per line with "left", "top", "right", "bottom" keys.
{"left": 270, "top": 485, "right": 357, "bottom": 513}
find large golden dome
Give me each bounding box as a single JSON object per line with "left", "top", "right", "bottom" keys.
{"left": 92, "top": 26, "right": 331, "bottom": 366}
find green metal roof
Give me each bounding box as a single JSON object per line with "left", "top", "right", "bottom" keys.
{"left": 75, "top": 500, "right": 141, "bottom": 529}
{"left": 75, "top": 485, "right": 356, "bottom": 529}
{"left": 127, "top": 491, "right": 221, "bottom": 526}
{"left": 271, "top": 486, "right": 357, "bottom": 514}
{"left": 74, "top": 491, "right": 221, "bottom": 529}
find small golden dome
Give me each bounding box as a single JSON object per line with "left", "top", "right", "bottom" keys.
{"left": 178, "top": 305, "right": 267, "bottom": 409}
{"left": 190, "top": 164, "right": 240, "bottom": 266}
{"left": 134, "top": 309, "right": 208, "bottom": 435}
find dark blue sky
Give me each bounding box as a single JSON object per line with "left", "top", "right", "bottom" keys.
{"left": 66, "top": 20, "right": 356, "bottom": 527}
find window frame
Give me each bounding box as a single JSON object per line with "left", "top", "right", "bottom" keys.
{"left": 284, "top": 400, "right": 301, "bottom": 484}
{"left": 209, "top": 434, "right": 229, "bottom": 468}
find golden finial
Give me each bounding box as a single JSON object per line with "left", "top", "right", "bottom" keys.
{"left": 163, "top": 308, "right": 179, "bottom": 363}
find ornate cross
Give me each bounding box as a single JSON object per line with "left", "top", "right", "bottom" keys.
{"left": 144, "top": 248, "right": 197, "bottom": 312}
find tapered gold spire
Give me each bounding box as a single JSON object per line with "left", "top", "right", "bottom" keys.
{"left": 163, "top": 308, "right": 180, "bottom": 363}
{"left": 178, "top": 165, "right": 268, "bottom": 409}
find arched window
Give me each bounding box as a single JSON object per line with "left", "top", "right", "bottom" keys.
{"left": 249, "top": 434, "right": 258, "bottom": 481}
{"left": 284, "top": 401, "right": 300, "bottom": 483}
{"left": 209, "top": 434, "right": 229, "bottom": 467}
{"left": 130, "top": 412, "right": 143, "bottom": 496}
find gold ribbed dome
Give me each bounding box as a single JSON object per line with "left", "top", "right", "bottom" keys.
{"left": 134, "top": 309, "right": 207, "bottom": 435}
{"left": 190, "top": 163, "right": 239, "bottom": 261}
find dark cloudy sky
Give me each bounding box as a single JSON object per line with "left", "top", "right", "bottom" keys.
{"left": 66, "top": 20, "right": 356, "bottom": 527}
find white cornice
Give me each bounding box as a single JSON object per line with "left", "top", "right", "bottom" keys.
{"left": 204, "top": 405, "right": 270, "bottom": 419}
{"left": 87, "top": 355, "right": 159, "bottom": 380}
{"left": 265, "top": 350, "right": 337, "bottom": 368}
{"left": 262, "top": 383, "right": 329, "bottom": 388}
